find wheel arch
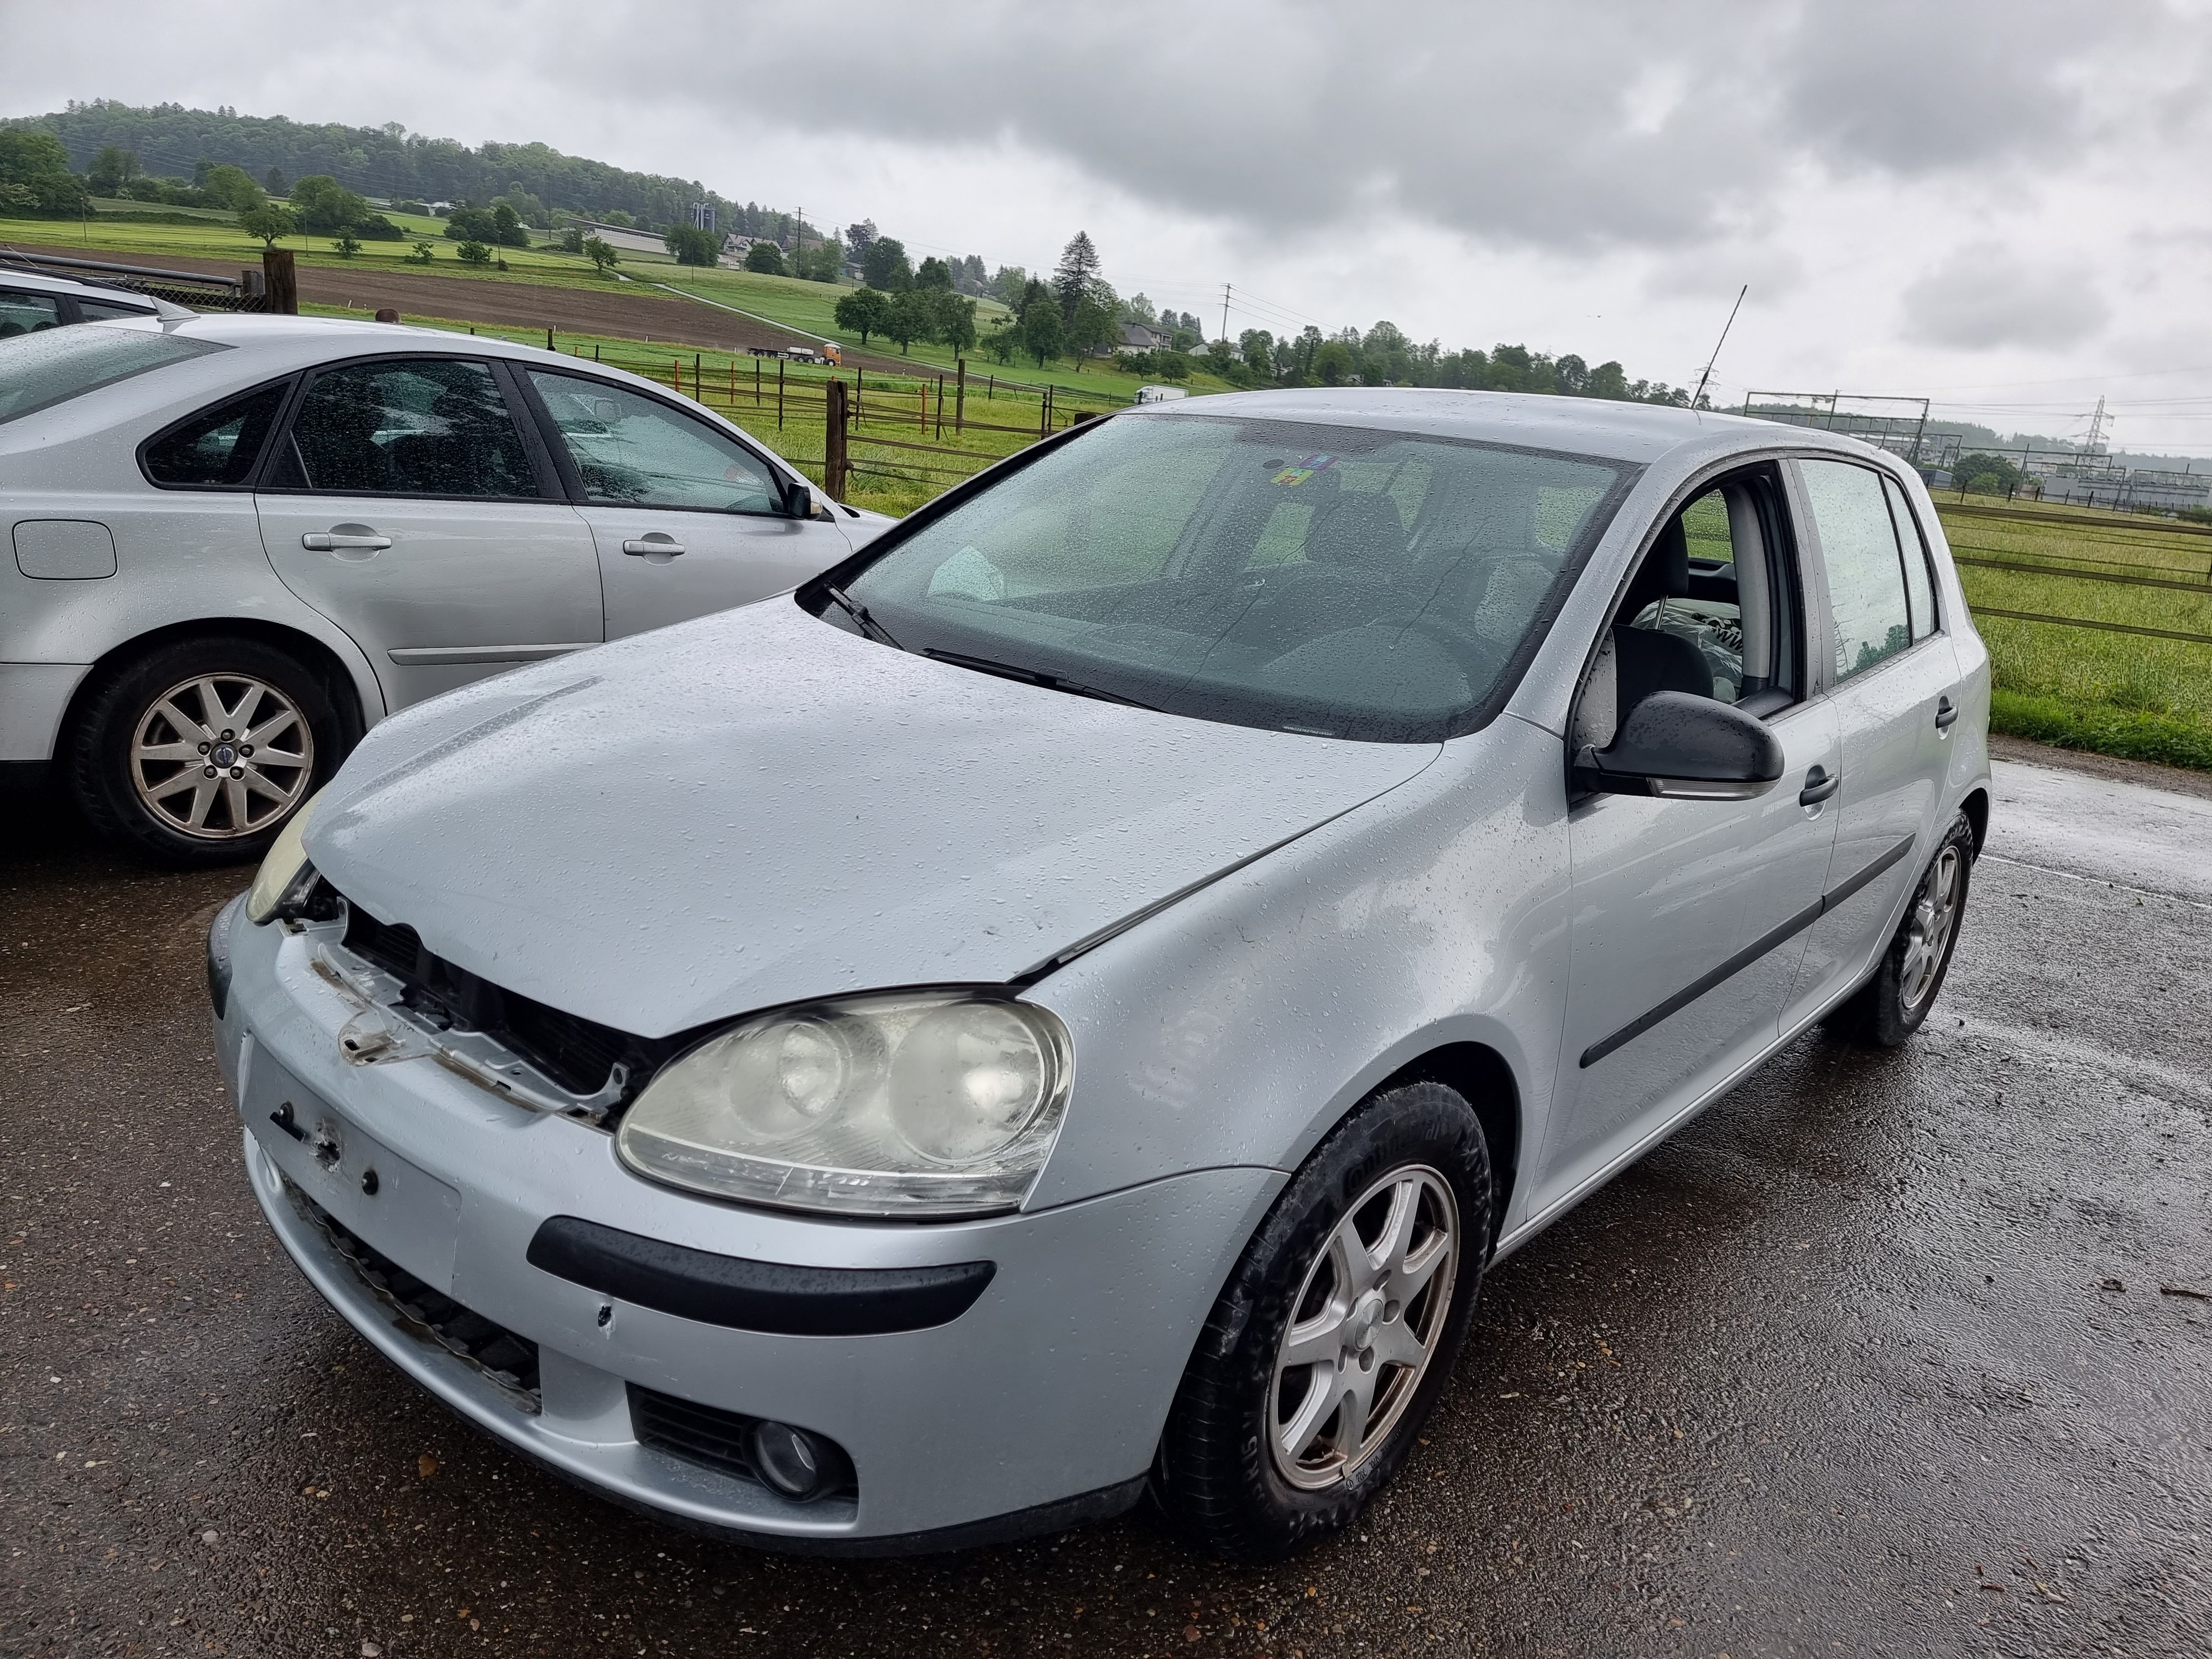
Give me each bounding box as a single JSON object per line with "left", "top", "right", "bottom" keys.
{"left": 58, "top": 617, "right": 379, "bottom": 756}
{"left": 1369, "top": 1041, "right": 1521, "bottom": 1258}
{"left": 1959, "top": 785, "right": 1990, "bottom": 855}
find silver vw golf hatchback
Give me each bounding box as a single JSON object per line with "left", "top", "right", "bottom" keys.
{"left": 212, "top": 389, "right": 1990, "bottom": 1557}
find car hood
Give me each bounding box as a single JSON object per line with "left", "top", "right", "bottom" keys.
{"left": 309, "top": 601, "right": 1439, "bottom": 1037}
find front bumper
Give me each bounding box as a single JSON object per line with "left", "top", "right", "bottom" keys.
{"left": 216, "top": 904, "right": 1282, "bottom": 1547}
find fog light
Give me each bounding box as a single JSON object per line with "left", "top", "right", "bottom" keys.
{"left": 746, "top": 1420, "right": 833, "bottom": 1501}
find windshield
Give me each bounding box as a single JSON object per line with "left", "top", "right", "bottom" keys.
{"left": 0, "top": 325, "right": 222, "bottom": 425}
{"left": 837, "top": 412, "right": 1637, "bottom": 742}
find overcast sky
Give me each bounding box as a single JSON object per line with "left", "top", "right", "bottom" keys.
{"left": 12, "top": 1, "right": 2212, "bottom": 452}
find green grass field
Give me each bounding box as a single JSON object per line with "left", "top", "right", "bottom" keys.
{"left": 1934, "top": 495, "right": 2212, "bottom": 769}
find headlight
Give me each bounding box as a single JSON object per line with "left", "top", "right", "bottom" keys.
{"left": 616, "top": 990, "right": 1073, "bottom": 1218}
{"left": 244, "top": 790, "right": 325, "bottom": 924}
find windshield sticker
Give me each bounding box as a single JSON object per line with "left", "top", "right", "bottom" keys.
{"left": 1270, "top": 453, "right": 1338, "bottom": 487}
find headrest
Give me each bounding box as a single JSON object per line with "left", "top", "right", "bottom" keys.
{"left": 1619, "top": 514, "right": 1689, "bottom": 619}
{"left": 1308, "top": 493, "right": 1406, "bottom": 570}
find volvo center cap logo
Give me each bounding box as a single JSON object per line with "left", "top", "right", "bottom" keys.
{"left": 211, "top": 743, "right": 238, "bottom": 768}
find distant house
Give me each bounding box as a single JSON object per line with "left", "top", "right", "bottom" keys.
{"left": 723, "top": 233, "right": 764, "bottom": 259}
{"left": 1116, "top": 320, "right": 1173, "bottom": 353}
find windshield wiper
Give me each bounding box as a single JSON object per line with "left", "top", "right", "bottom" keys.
{"left": 819, "top": 583, "right": 902, "bottom": 649}
{"left": 923, "top": 649, "right": 1167, "bottom": 713}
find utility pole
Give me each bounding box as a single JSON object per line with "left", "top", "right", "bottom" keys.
{"left": 2085, "top": 395, "right": 2107, "bottom": 457}
{"left": 1220, "top": 283, "right": 1232, "bottom": 345}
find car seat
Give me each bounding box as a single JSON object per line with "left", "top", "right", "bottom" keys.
{"left": 1611, "top": 517, "right": 1714, "bottom": 707}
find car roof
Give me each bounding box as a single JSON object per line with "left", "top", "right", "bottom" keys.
{"left": 0, "top": 264, "right": 161, "bottom": 310}
{"left": 1141, "top": 385, "right": 1886, "bottom": 468}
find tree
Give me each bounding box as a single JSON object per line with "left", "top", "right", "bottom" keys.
{"left": 928, "top": 290, "right": 978, "bottom": 354}
{"left": 583, "top": 236, "right": 619, "bottom": 274}
{"left": 332, "top": 231, "right": 363, "bottom": 259}
{"left": 409, "top": 240, "right": 436, "bottom": 264}
{"left": 1052, "top": 231, "right": 1101, "bottom": 322}
{"left": 557, "top": 225, "right": 583, "bottom": 254}
{"left": 1955, "top": 452, "right": 2025, "bottom": 495}
{"left": 834, "top": 286, "right": 891, "bottom": 345}
{"left": 1123, "top": 292, "right": 1158, "bottom": 326}
{"left": 862, "top": 236, "right": 911, "bottom": 291}
{"left": 886, "top": 288, "right": 934, "bottom": 354}
{"left": 1020, "top": 296, "right": 1065, "bottom": 367}
{"left": 915, "top": 255, "right": 952, "bottom": 290}
{"left": 202, "top": 164, "right": 264, "bottom": 212}
{"left": 744, "top": 240, "right": 788, "bottom": 275}
{"left": 455, "top": 239, "right": 493, "bottom": 265}
{"left": 290, "top": 174, "right": 369, "bottom": 233}
{"left": 599, "top": 208, "right": 635, "bottom": 228}
{"left": 238, "top": 203, "right": 297, "bottom": 246}
{"left": 983, "top": 318, "right": 1021, "bottom": 365}
{"left": 989, "top": 265, "right": 1029, "bottom": 306}
{"left": 1311, "top": 340, "right": 1355, "bottom": 385}
{"left": 1239, "top": 330, "right": 1275, "bottom": 379}
{"left": 489, "top": 202, "right": 526, "bottom": 246}
{"left": 1067, "top": 293, "right": 1117, "bottom": 368}
{"left": 497, "top": 185, "right": 547, "bottom": 228}
{"left": 264, "top": 165, "right": 286, "bottom": 196}
{"left": 88, "top": 145, "right": 138, "bottom": 195}
{"left": 794, "top": 238, "right": 843, "bottom": 281}
{"left": 665, "top": 223, "right": 719, "bottom": 266}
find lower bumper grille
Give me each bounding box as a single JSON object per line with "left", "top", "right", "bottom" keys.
{"left": 630, "top": 1386, "right": 856, "bottom": 1499}
{"left": 298, "top": 1190, "right": 542, "bottom": 1406}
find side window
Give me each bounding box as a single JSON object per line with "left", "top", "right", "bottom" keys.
{"left": 1799, "top": 459, "right": 1910, "bottom": 682}
{"left": 0, "top": 289, "right": 64, "bottom": 337}
{"left": 272, "top": 358, "right": 539, "bottom": 498}
{"left": 76, "top": 299, "right": 155, "bottom": 323}
{"left": 525, "top": 369, "right": 780, "bottom": 514}
{"left": 1882, "top": 476, "right": 1940, "bottom": 640}
{"left": 143, "top": 383, "right": 289, "bottom": 488}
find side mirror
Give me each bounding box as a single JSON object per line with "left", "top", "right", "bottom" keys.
{"left": 782, "top": 476, "right": 816, "bottom": 519}
{"left": 1573, "top": 691, "right": 1785, "bottom": 800}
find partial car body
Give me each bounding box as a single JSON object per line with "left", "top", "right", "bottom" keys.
{"left": 0, "top": 314, "right": 887, "bottom": 862}
{"left": 211, "top": 388, "right": 1991, "bottom": 1554}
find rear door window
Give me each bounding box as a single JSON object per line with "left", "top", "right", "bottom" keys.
{"left": 1799, "top": 459, "right": 1912, "bottom": 682}
{"left": 1882, "top": 476, "right": 1940, "bottom": 640}
{"left": 268, "top": 358, "right": 541, "bottom": 498}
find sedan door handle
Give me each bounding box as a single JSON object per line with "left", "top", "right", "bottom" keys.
{"left": 301, "top": 530, "right": 392, "bottom": 552}
{"left": 622, "top": 537, "right": 686, "bottom": 556}
{"left": 1799, "top": 764, "right": 1840, "bottom": 806}
{"left": 1934, "top": 695, "right": 1959, "bottom": 730}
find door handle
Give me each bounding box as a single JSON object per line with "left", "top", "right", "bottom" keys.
{"left": 1799, "top": 764, "right": 1840, "bottom": 806}
{"left": 301, "top": 530, "right": 392, "bottom": 552}
{"left": 1934, "top": 695, "right": 1959, "bottom": 730}
{"left": 622, "top": 537, "right": 687, "bottom": 556}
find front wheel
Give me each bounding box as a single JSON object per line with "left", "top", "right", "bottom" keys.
{"left": 1152, "top": 1081, "right": 1493, "bottom": 1559}
{"left": 1826, "top": 811, "right": 1975, "bottom": 1047}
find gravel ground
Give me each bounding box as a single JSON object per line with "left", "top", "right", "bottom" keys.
{"left": 2, "top": 744, "right": 2206, "bottom": 1658}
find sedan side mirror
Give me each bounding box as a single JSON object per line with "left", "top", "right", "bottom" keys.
{"left": 782, "top": 477, "right": 817, "bottom": 519}
{"left": 1573, "top": 691, "right": 1785, "bottom": 800}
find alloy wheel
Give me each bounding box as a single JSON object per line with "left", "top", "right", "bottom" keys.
{"left": 130, "top": 674, "right": 315, "bottom": 841}
{"left": 1268, "top": 1164, "right": 1459, "bottom": 1489}
{"left": 1898, "top": 843, "right": 1964, "bottom": 1012}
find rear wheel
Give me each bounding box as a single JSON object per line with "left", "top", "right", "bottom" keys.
{"left": 1152, "top": 1081, "right": 1492, "bottom": 1559}
{"left": 66, "top": 636, "right": 349, "bottom": 868}
{"left": 1825, "top": 811, "right": 1975, "bottom": 1047}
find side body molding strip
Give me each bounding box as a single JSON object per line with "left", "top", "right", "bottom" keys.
{"left": 1579, "top": 833, "right": 1917, "bottom": 1069}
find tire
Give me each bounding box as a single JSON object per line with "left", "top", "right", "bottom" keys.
{"left": 65, "top": 635, "right": 350, "bottom": 869}
{"left": 1152, "top": 1081, "right": 1494, "bottom": 1560}
{"left": 1824, "top": 811, "right": 1975, "bottom": 1048}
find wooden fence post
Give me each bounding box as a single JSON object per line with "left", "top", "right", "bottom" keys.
{"left": 935, "top": 375, "right": 945, "bottom": 440}
{"left": 777, "top": 359, "right": 785, "bottom": 429}
{"left": 1040, "top": 384, "right": 1051, "bottom": 436}
{"left": 956, "top": 359, "right": 967, "bottom": 434}
{"left": 694, "top": 353, "right": 702, "bottom": 400}
{"left": 919, "top": 381, "right": 927, "bottom": 435}
{"left": 826, "top": 379, "right": 850, "bottom": 501}
{"left": 546, "top": 327, "right": 554, "bottom": 351}
{"left": 262, "top": 248, "right": 298, "bottom": 315}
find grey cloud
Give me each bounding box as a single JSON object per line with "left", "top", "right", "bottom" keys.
{"left": 1901, "top": 246, "right": 2110, "bottom": 349}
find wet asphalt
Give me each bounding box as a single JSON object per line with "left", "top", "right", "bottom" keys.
{"left": 2, "top": 744, "right": 2207, "bottom": 1658}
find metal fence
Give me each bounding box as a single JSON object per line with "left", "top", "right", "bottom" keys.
{"left": 0, "top": 249, "right": 279, "bottom": 313}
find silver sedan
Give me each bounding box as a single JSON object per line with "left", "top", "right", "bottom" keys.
{"left": 0, "top": 314, "right": 881, "bottom": 864}
{"left": 212, "top": 388, "right": 1990, "bottom": 1557}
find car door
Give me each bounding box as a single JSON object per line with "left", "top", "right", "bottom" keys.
{"left": 1782, "top": 459, "right": 1965, "bottom": 1027}
{"left": 1538, "top": 466, "right": 1842, "bottom": 1212}
{"left": 515, "top": 366, "right": 849, "bottom": 639}
{"left": 253, "top": 355, "right": 603, "bottom": 708}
